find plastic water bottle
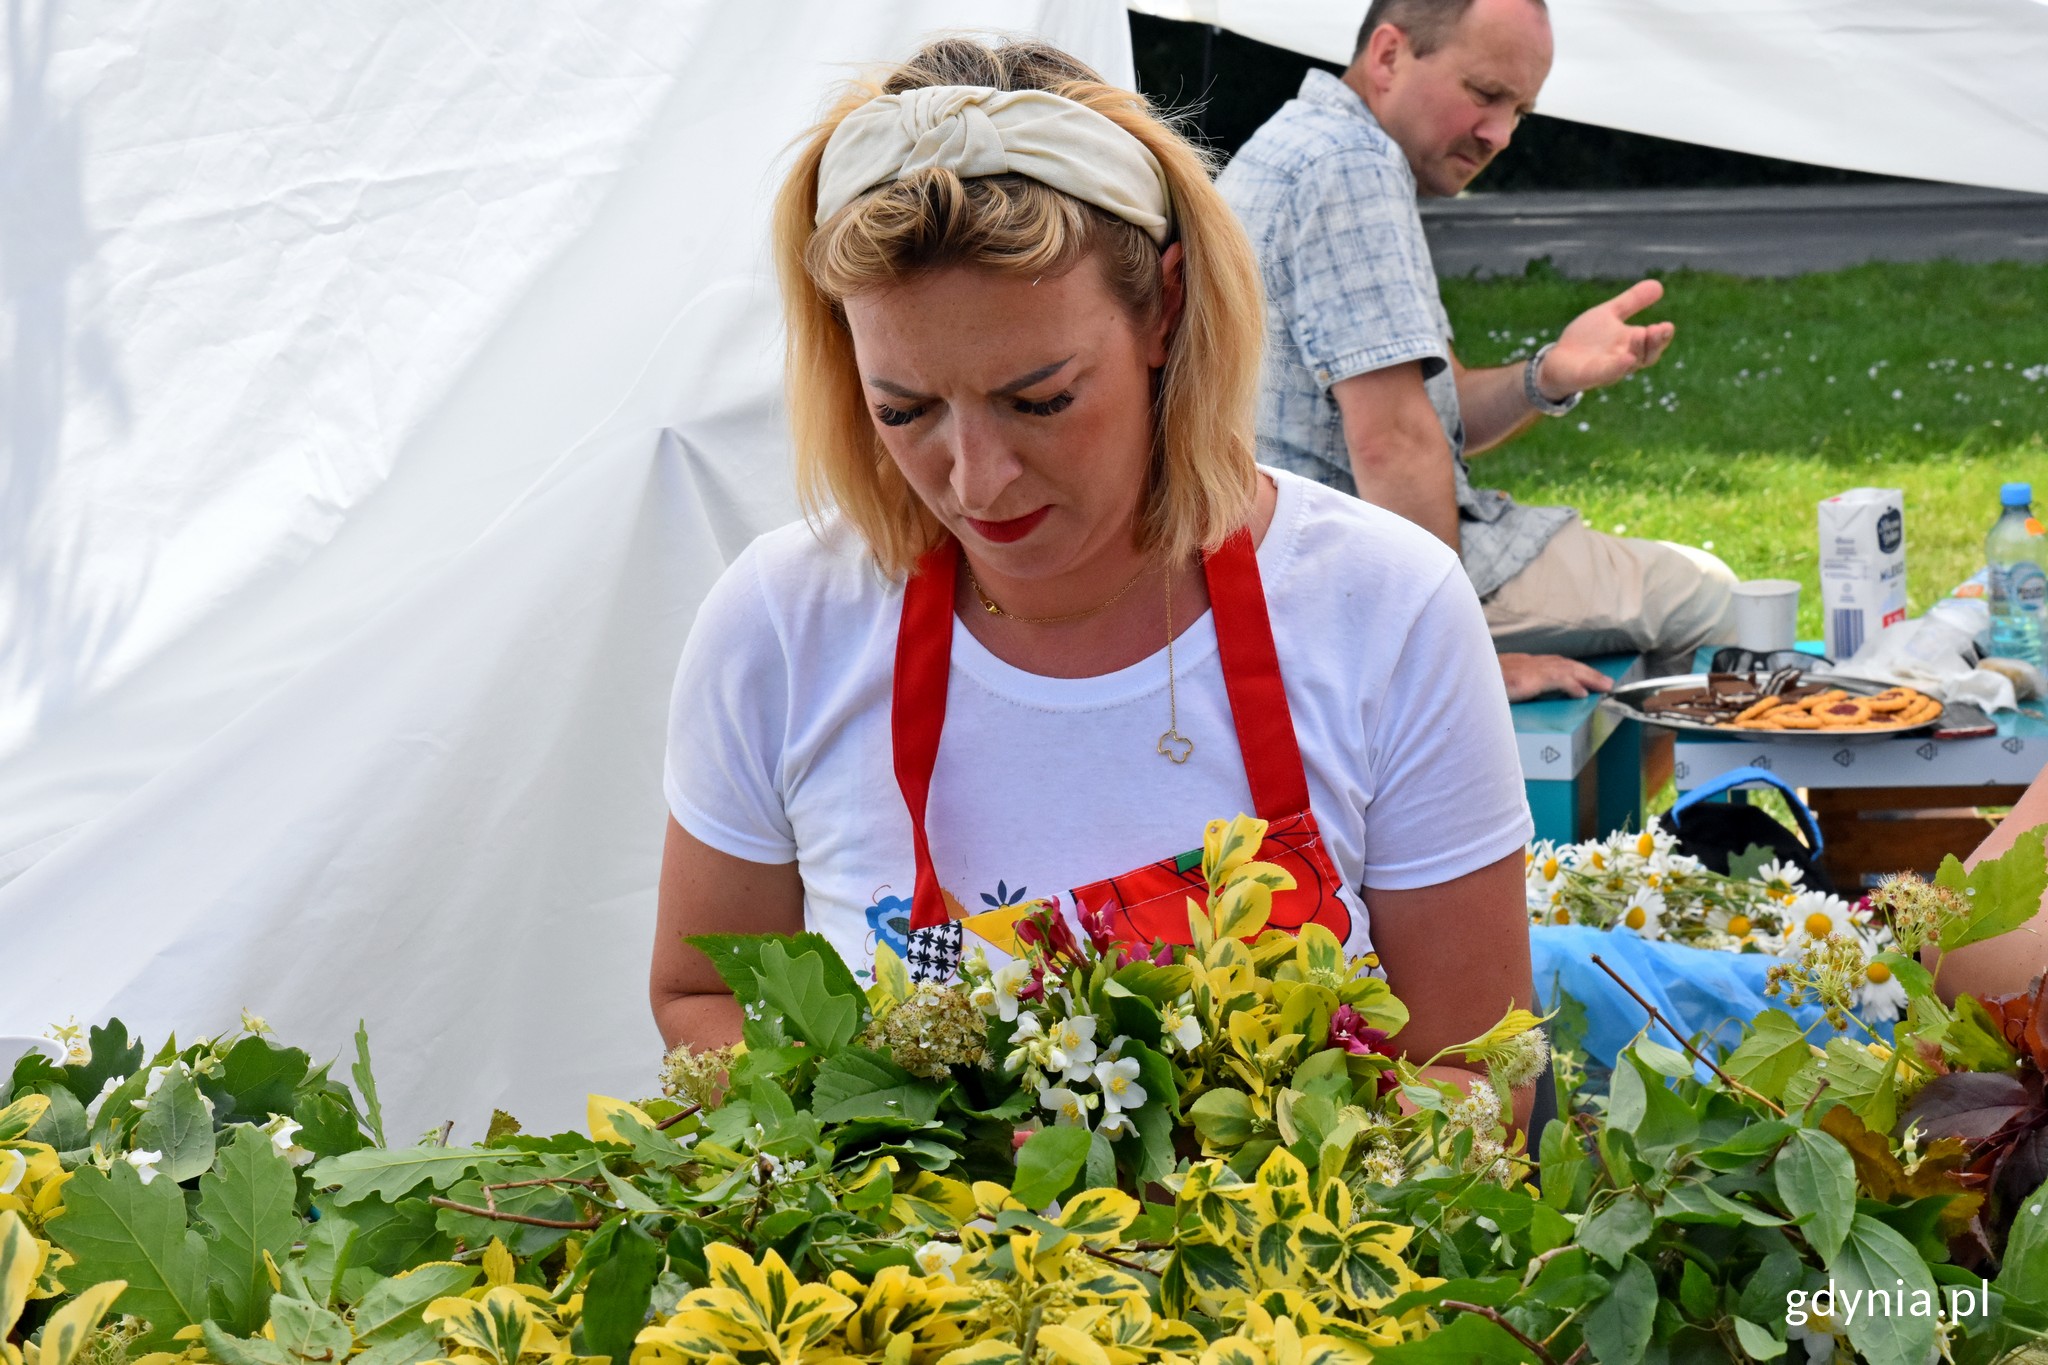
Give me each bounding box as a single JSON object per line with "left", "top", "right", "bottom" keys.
{"left": 1987, "top": 482, "right": 2048, "bottom": 670}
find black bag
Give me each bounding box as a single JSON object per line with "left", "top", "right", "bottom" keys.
{"left": 1658, "top": 765, "right": 1836, "bottom": 896}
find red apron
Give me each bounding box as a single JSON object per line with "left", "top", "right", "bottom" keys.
{"left": 891, "top": 528, "right": 1354, "bottom": 981}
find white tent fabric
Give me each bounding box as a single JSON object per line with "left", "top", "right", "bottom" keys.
{"left": 0, "top": 1, "right": 1133, "bottom": 1135}
{"left": 1129, "top": 0, "right": 2048, "bottom": 197}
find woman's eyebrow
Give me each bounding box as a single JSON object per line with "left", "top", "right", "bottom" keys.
{"left": 865, "top": 356, "right": 1074, "bottom": 399}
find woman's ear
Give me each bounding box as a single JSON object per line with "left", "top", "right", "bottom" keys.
{"left": 1147, "top": 241, "right": 1185, "bottom": 369}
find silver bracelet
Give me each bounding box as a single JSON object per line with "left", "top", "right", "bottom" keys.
{"left": 1524, "top": 342, "right": 1581, "bottom": 416}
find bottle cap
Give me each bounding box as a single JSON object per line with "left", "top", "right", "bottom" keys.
{"left": 2003, "top": 482, "right": 2033, "bottom": 507}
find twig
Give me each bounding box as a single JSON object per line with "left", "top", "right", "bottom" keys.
{"left": 428, "top": 1196, "right": 602, "bottom": 1231}
{"left": 1562, "top": 1347, "right": 1589, "bottom": 1365}
{"left": 1440, "top": 1302, "right": 1559, "bottom": 1365}
{"left": 1590, "top": 954, "right": 1786, "bottom": 1116}
{"left": 435, "top": 1120, "right": 455, "bottom": 1147}
{"left": 1800, "top": 1077, "right": 1832, "bottom": 1120}
{"left": 656, "top": 1103, "right": 703, "bottom": 1131}
{"left": 1083, "top": 1246, "right": 1157, "bottom": 1274}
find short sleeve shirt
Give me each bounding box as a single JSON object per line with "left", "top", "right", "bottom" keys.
{"left": 1216, "top": 70, "right": 1572, "bottom": 600}
{"left": 664, "top": 468, "right": 1534, "bottom": 986}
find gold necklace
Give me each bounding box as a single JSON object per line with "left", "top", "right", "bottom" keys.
{"left": 1158, "top": 565, "right": 1192, "bottom": 763}
{"left": 965, "top": 559, "right": 1151, "bottom": 626}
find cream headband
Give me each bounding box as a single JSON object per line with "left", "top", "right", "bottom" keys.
{"left": 814, "top": 84, "right": 1173, "bottom": 246}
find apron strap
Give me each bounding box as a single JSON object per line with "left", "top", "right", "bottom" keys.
{"left": 895, "top": 527, "right": 1313, "bottom": 931}
{"left": 896, "top": 540, "right": 957, "bottom": 931}
{"left": 1204, "top": 528, "right": 1313, "bottom": 820}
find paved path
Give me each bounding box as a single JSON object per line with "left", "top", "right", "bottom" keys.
{"left": 1420, "top": 183, "right": 2048, "bottom": 278}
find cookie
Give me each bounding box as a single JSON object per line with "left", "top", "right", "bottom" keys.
{"left": 1814, "top": 698, "right": 1875, "bottom": 726}
{"left": 1735, "top": 696, "right": 1785, "bottom": 723}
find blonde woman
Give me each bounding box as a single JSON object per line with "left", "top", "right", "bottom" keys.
{"left": 652, "top": 37, "right": 1536, "bottom": 1119}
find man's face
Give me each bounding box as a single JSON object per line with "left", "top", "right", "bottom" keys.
{"left": 1361, "top": 0, "right": 1553, "bottom": 197}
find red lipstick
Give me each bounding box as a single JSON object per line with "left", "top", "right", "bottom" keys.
{"left": 964, "top": 507, "right": 1050, "bottom": 543}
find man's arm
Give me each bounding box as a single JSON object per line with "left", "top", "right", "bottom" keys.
{"left": 1456, "top": 279, "right": 1679, "bottom": 455}
{"left": 1331, "top": 360, "right": 1460, "bottom": 552}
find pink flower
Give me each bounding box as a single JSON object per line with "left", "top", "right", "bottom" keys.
{"left": 1079, "top": 901, "right": 1119, "bottom": 954}
{"left": 1016, "top": 964, "right": 1046, "bottom": 1004}
{"left": 1329, "top": 1005, "right": 1400, "bottom": 1096}
{"left": 1115, "top": 940, "right": 1175, "bottom": 969}
{"left": 1016, "top": 903, "right": 1084, "bottom": 965}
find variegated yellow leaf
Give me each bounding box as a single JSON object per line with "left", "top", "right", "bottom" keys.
{"left": 0, "top": 1097, "right": 50, "bottom": 1144}
{"left": 27, "top": 1280, "right": 125, "bottom": 1365}
{"left": 0, "top": 1212, "right": 46, "bottom": 1338}
{"left": 1032, "top": 1322, "right": 1111, "bottom": 1365}
{"left": 585, "top": 1095, "right": 655, "bottom": 1146}
{"left": 1056, "top": 1188, "right": 1139, "bottom": 1244}
{"left": 482, "top": 1239, "right": 517, "bottom": 1291}
{"left": 1202, "top": 815, "right": 1267, "bottom": 892}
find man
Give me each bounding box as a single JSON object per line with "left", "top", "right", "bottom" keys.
{"left": 1217, "top": 0, "right": 1737, "bottom": 693}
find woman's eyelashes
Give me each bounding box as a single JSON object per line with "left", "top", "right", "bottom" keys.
{"left": 872, "top": 391, "right": 1074, "bottom": 427}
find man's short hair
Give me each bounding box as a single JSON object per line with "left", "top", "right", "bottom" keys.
{"left": 1354, "top": 0, "right": 1544, "bottom": 59}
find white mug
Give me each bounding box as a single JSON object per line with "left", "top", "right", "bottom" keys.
{"left": 1731, "top": 579, "right": 1801, "bottom": 653}
{"left": 0, "top": 1034, "right": 66, "bottom": 1080}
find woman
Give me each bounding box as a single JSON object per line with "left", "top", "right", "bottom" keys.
{"left": 651, "top": 37, "right": 1537, "bottom": 1119}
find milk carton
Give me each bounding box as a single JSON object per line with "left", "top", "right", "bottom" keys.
{"left": 1818, "top": 488, "right": 1907, "bottom": 659}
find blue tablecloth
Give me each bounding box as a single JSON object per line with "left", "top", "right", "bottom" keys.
{"left": 1530, "top": 925, "right": 1891, "bottom": 1077}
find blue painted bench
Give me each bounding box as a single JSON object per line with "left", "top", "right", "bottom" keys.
{"left": 1509, "top": 653, "right": 1649, "bottom": 844}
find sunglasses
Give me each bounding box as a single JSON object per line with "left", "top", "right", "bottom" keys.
{"left": 1709, "top": 647, "right": 1836, "bottom": 675}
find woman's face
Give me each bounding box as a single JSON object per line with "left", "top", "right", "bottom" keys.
{"left": 843, "top": 248, "right": 1178, "bottom": 581}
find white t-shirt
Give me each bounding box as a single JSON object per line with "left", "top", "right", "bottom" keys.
{"left": 664, "top": 467, "right": 1533, "bottom": 987}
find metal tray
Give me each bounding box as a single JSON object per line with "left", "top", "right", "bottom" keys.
{"left": 1600, "top": 673, "right": 1943, "bottom": 742}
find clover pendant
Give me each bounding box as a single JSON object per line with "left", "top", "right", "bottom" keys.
{"left": 1157, "top": 728, "right": 1193, "bottom": 764}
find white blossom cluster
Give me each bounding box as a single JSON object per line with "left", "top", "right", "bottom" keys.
{"left": 1526, "top": 826, "right": 1907, "bottom": 1023}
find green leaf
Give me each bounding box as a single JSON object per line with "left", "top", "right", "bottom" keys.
{"left": 349, "top": 1264, "right": 481, "bottom": 1344}
{"left": 1871, "top": 951, "right": 1936, "bottom": 1002}
{"left": 199, "top": 1127, "right": 302, "bottom": 1333}
{"left": 48, "top": 1160, "right": 211, "bottom": 1348}
{"left": 1945, "top": 994, "right": 2024, "bottom": 1072}
{"left": 1695, "top": 1119, "right": 1794, "bottom": 1171}
{"left": 808, "top": 1050, "right": 942, "bottom": 1124}
{"left": 325, "top": 1197, "right": 453, "bottom": 1277}
{"left": 1619, "top": 1052, "right": 1699, "bottom": 1152}
{"left": 21, "top": 1083, "right": 88, "bottom": 1152}
{"left": 576, "top": 1221, "right": 662, "bottom": 1365}
{"left": 269, "top": 1294, "right": 355, "bottom": 1363}
{"left": 1774, "top": 1128, "right": 1855, "bottom": 1262}
{"left": 1721, "top": 1009, "right": 1814, "bottom": 1102}
{"left": 135, "top": 1065, "right": 217, "bottom": 1183}
{"left": 63, "top": 1020, "right": 145, "bottom": 1108}
{"left": 1582, "top": 1254, "right": 1655, "bottom": 1365}
{"left": 218, "top": 1038, "right": 311, "bottom": 1125}
{"left": 1827, "top": 1213, "right": 1939, "bottom": 1365}
{"left": 1188, "top": 1089, "right": 1255, "bottom": 1149}
{"left": 1083, "top": 1129, "right": 1117, "bottom": 1193}
{"left": 1727, "top": 843, "right": 1779, "bottom": 883}
{"left": 352, "top": 1328, "right": 440, "bottom": 1365}
{"left": 1363, "top": 1311, "right": 1533, "bottom": 1361}
{"left": 1937, "top": 828, "right": 2048, "bottom": 951}
{"left": 753, "top": 940, "right": 860, "bottom": 1056}
{"left": 1736, "top": 1240, "right": 1803, "bottom": 1323}
{"left": 1732, "top": 1316, "right": 1786, "bottom": 1359}
{"left": 1578, "top": 1193, "right": 1653, "bottom": 1269}
{"left": 685, "top": 932, "right": 866, "bottom": 1016}
{"left": 292, "top": 1089, "right": 371, "bottom": 1161}
{"left": 200, "top": 1322, "right": 299, "bottom": 1365}
{"left": 1012, "top": 1126, "right": 1093, "bottom": 1208}
{"left": 1995, "top": 1176, "right": 2048, "bottom": 1309}
{"left": 294, "top": 1214, "right": 358, "bottom": 1309}
{"left": 308, "top": 1145, "right": 486, "bottom": 1204}
{"left": 1677, "top": 1257, "right": 1718, "bottom": 1321}
{"left": 352, "top": 1023, "right": 387, "bottom": 1148}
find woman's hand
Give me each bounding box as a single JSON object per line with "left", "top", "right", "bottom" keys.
{"left": 649, "top": 816, "right": 804, "bottom": 1051}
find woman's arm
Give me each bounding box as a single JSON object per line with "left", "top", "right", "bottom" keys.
{"left": 1923, "top": 771, "right": 2048, "bottom": 1004}
{"left": 1366, "top": 849, "right": 1538, "bottom": 1134}
{"left": 650, "top": 816, "right": 805, "bottom": 1050}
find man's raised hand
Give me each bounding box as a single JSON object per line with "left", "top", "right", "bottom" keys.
{"left": 1537, "top": 278, "right": 1676, "bottom": 399}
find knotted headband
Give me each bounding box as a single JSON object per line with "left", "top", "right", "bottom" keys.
{"left": 813, "top": 84, "right": 1172, "bottom": 246}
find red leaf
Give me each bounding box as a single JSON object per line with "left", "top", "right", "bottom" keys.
{"left": 1901, "top": 1071, "right": 2038, "bottom": 1143}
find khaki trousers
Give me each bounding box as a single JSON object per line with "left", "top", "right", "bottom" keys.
{"left": 1482, "top": 518, "right": 1739, "bottom": 676}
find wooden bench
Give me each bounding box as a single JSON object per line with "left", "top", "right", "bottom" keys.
{"left": 1509, "top": 653, "right": 1659, "bottom": 844}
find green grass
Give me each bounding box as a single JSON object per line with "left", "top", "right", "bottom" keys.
{"left": 1440, "top": 259, "right": 2048, "bottom": 642}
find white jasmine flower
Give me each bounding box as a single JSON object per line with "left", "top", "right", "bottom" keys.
{"left": 0, "top": 1149, "right": 24, "bottom": 1195}
{"left": 262, "top": 1113, "right": 314, "bottom": 1167}
{"left": 914, "top": 1241, "right": 963, "bottom": 1281}
{"left": 1038, "top": 1086, "right": 1095, "bottom": 1127}
{"left": 987, "top": 960, "right": 1033, "bottom": 1022}
{"left": 239, "top": 1010, "right": 272, "bottom": 1037}
{"left": 1093, "top": 1055, "right": 1147, "bottom": 1112}
{"left": 1159, "top": 994, "right": 1202, "bottom": 1054}
{"left": 1046, "top": 1015, "right": 1099, "bottom": 1082}
{"left": 125, "top": 1149, "right": 165, "bottom": 1186}
{"left": 1096, "top": 1109, "right": 1134, "bottom": 1139}
{"left": 85, "top": 1075, "right": 125, "bottom": 1125}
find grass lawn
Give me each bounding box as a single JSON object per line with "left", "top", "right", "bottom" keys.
{"left": 1441, "top": 259, "right": 2048, "bottom": 643}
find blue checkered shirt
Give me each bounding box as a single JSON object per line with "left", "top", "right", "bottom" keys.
{"left": 1217, "top": 71, "right": 1571, "bottom": 600}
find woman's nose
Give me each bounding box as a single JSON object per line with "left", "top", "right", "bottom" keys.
{"left": 947, "top": 414, "right": 1022, "bottom": 514}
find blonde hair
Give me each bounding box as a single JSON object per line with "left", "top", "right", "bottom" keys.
{"left": 771, "top": 36, "right": 1265, "bottom": 578}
